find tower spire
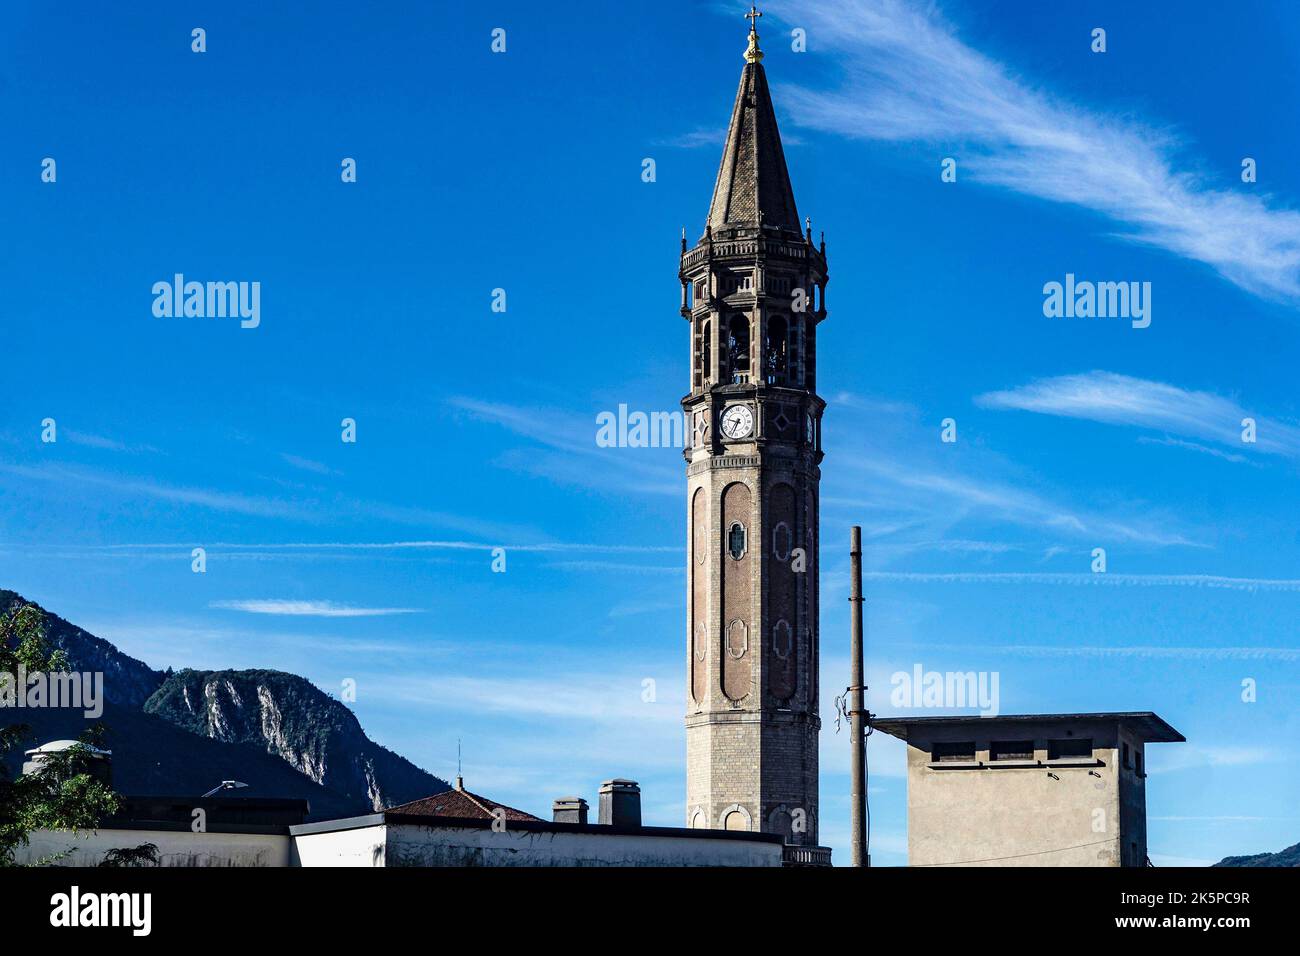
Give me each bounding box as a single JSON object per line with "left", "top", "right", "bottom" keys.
{"left": 705, "top": 5, "right": 799, "bottom": 236}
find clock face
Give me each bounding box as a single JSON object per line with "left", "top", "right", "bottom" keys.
{"left": 720, "top": 404, "right": 754, "bottom": 440}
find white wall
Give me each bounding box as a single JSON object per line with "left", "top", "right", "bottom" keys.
{"left": 19, "top": 828, "right": 291, "bottom": 867}
{"left": 379, "top": 824, "right": 782, "bottom": 867}
{"left": 19, "top": 823, "right": 783, "bottom": 867}
{"left": 291, "top": 824, "right": 387, "bottom": 867}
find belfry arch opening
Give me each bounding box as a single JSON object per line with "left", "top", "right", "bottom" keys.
{"left": 765, "top": 315, "right": 788, "bottom": 385}
{"left": 727, "top": 314, "right": 750, "bottom": 384}
{"left": 702, "top": 319, "right": 712, "bottom": 384}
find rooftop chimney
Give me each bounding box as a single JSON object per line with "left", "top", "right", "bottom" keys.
{"left": 598, "top": 779, "right": 641, "bottom": 827}
{"left": 552, "top": 796, "right": 589, "bottom": 825}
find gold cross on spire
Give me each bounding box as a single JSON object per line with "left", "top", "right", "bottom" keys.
{"left": 744, "top": 5, "right": 764, "bottom": 63}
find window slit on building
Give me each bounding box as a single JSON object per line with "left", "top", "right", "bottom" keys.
{"left": 1047, "top": 738, "right": 1093, "bottom": 760}
{"left": 931, "top": 741, "right": 976, "bottom": 763}
{"left": 989, "top": 740, "right": 1035, "bottom": 762}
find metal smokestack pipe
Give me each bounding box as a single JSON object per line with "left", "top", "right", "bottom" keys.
{"left": 850, "top": 525, "right": 867, "bottom": 867}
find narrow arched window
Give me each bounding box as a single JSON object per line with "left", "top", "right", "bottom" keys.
{"left": 765, "top": 315, "right": 788, "bottom": 385}
{"left": 728, "top": 521, "right": 747, "bottom": 560}
{"left": 789, "top": 317, "right": 801, "bottom": 387}
{"left": 805, "top": 321, "right": 816, "bottom": 390}
{"left": 702, "top": 320, "right": 711, "bottom": 384}
{"left": 728, "top": 315, "right": 750, "bottom": 384}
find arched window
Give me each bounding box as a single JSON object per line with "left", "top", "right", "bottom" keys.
{"left": 728, "top": 315, "right": 750, "bottom": 384}
{"left": 728, "top": 521, "right": 747, "bottom": 560}
{"left": 723, "top": 807, "right": 751, "bottom": 831}
{"left": 805, "top": 321, "right": 816, "bottom": 390}
{"left": 789, "top": 317, "right": 801, "bottom": 387}
{"left": 701, "top": 319, "right": 711, "bottom": 384}
{"left": 765, "top": 315, "right": 788, "bottom": 385}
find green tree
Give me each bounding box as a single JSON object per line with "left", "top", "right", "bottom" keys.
{"left": 0, "top": 602, "right": 123, "bottom": 866}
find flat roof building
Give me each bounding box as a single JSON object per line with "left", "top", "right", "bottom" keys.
{"left": 15, "top": 773, "right": 794, "bottom": 868}
{"left": 873, "top": 712, "right": 1184, "bottom": 867}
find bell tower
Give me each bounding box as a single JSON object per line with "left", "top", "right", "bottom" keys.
{"left": 680, "top": 7, "right": 828, "bottom": 850}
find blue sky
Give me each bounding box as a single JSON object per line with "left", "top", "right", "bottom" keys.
{"left": 3, "top": 0, "right": 1300, "bottom": 865}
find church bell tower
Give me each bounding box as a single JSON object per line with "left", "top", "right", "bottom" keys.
{"left": 680, "top": 8, "right": 828, "bottom": 849}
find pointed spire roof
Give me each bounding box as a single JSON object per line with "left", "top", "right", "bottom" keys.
{"left": 706, "top": 10, "right": 800, "bottom": 236}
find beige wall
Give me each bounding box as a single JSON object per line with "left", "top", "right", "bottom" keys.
{"left": 902, "top": 718, "right": 1145, "bottom": 867}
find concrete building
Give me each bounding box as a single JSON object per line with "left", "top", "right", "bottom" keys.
{"left": 873, "top": 712, "right": 1185, "bottom": 867}
{"left": 679, "top": 6, "right": 829, "bottom": 864}
{"left": 19, "top": 794, "right": 308, "bottom": 867}
{"left": 292, "top": 806, "right": 783, "bottom": 868}
{"left": 16, "top": 776, "right": 786, "bottom": 868}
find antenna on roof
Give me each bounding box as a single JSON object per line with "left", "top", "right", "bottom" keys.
{"left": 456, "top": 738, "right": 464, "bottom": 791}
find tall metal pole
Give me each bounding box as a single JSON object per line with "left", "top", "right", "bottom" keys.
{"left": 849, "top": 525, "right": 867, "bottom": 867}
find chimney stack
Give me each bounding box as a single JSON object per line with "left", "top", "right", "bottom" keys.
{"left": 598, "top": 779, "right": 641, "bottom": 827}
{"left": 552, "top": 796, "right": 589, "bottom": 824}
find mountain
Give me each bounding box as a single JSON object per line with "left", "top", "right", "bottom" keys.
{"left": 144, "top": 668, "right": 441, "bottom": 812}
{"left": 1, "top": 590, "right": 449, "bottom": 818}
{"left": 1, "top": 589, "right": 163, "bottom": 709}
{"left": 1213, "top": 842, "right": 1300, "bottom": 867}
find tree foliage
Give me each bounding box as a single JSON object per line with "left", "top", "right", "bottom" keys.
{"left": 0, "top": 603, "right": 123, "bottom": 866}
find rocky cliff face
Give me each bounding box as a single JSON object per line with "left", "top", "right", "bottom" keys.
{"left": 144, "top": 668, "right": 440, "bottom": 811}
{"left": 2, "top": 591, "right": 448, "bottom": 816}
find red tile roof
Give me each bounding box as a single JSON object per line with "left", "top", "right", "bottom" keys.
{"left": 386, "top": 784, "right": 541, "bottom": 823}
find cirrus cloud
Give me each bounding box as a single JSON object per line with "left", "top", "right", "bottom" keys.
{"left": 208, "top": 600, "right": 421, "bottom": 617}
{"left": 769, "top": 0, "right": 1300, "bottom": 302}
{"left": 976, "top": 371, "right": 1300, "bottom": 457}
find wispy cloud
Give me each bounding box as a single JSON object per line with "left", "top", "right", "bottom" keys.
{"left": 865, "top": 571, "right": 1300, "bottom": 594}
{"left": 1151, "top": 745, "right": 1276, "bottom": 774}
{"left": 841, "top": 453, "right": 1203, "bottom": 548}
{"left": 208, "top": 600, "right": 421, "bottom": 617}
{"left": 371, "top": 671, "right": 681, "bottom": 724}
{"left": 657, "top": 126, "right": 726, "bottom": 149}
{"left": 1153, "top": 816, "right": 1287, "bottom": 822}
{"left": 771, "top": 0, "right": 1300, "bottom": 301}
{"left": 43, "top": 539, "right": 676, "bottom": 555}
{"left": 1136, "top": 436, "right": 1255, "bottom": 466}
{"left": 1, "top": 462, "right": 312, "bottom": 520}
{"left": 930, "top": 641, "right": 1300, "bottom": 662}
{"left": 448, "top": 396, "right": 680, "bottom": 496}
{"left": 0, "top": 461, "right": 545, "bottom": 541}
{"left": 84, "top": 619, "right": 445, "bottom": 671}
{"left": 64, "top": 431, "right": 126, "bottom": 452}
{"left": 977, "top": 371, "right": 1300, "bottom": 457}
{"left": 279, "top": 453, "right": 340, "bottom": 476}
